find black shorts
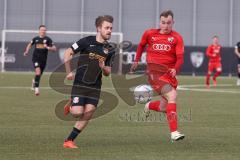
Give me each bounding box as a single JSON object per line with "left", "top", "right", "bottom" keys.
{"left": 71, "top": 85, "right": 101, "bottom": 107}
{"left": 71, "top": 96, "right": 99, "bottom": 107}
{"left": 238, "top": 58, "right": 240, "bottom": 65}
{"left": 32, "top": 60, "right": 46, "bottom": 72}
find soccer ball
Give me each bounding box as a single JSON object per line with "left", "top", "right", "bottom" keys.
{"left": 133, "top": 84, "right": 153, "bottom": 104}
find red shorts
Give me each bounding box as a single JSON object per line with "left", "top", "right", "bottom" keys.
{"left": 208, "top": 62, "right": 222, "bottom": 72}
{"left": 146, "top": 64, "right": 178, "bottom": 94}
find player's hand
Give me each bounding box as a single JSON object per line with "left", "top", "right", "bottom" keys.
{"left": 99, "top": 60, "right": 105, "bottom": 69}
{"left": 23, "top": 51, "right": 28, "bottom": 56}
{"left": 130, "top": 62, "right": 138, "bottom": 74}
{"left": 66, "top": 72, "right": 75, "bottom": 80}
{"left": 44, "top": 44, "right": 50, "bottom": 50}
{"left": 169, "top": 68, "right": 176, "bottom": 77}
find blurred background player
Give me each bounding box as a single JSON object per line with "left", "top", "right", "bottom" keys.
{"left": 205, "top": 36, "right": 222, "bottom": 88}
{"left": 23, "top": 25, "right": 57, "bottom": 95}
{"left": 130, "top": 10, "right": 185, "bottom": 141}
{"left": 234, "top": 41, "right": 240, "bottom": 86}
{"left": 63, "top": 15, "right": 115, "bottom": 148}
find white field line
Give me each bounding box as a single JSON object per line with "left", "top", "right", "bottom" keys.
{"left": 0, "top": 84, "right": 239, "bottom": 94}
{"left": 179, "top": 84, "right": 234, "bottom": 88}
{"left": 178, "top": 84, "right": 240, "bottom": 94}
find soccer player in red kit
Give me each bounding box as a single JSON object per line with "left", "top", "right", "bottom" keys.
{"left": 130, "top": 10, "right": 185, "bottom": 141}
{"left": 205, "top": 36, "right": 222, "bottom": 88}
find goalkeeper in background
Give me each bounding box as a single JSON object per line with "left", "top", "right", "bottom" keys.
{"left": 23, "top": 25, "right": 57, "bottom": 95}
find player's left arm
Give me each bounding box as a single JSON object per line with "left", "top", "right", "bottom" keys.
{"left": 170, "top": 35, "right": 184, "bottom": 77}
{"left": 45, "top": 38, "right": 57, "bottom": 52}
{"left": 99, "top": 61, "right": 111, "bottom": 76}
{"left": 100, "top": 52, "right": 115, "bottom": 76}
{"left": 234, "top": 44, "right": 240, "bottom": 58}
{"left": 64, "top": 48, "right": 74, "bottom": 80}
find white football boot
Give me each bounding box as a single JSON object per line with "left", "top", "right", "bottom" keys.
{"left": 237, "top": 79, "right": 240, "bottom": 86}
{"left": 143, "top": 102, "right": 151, "bottom": 118}
{"left": 171, "top": 131, "right": 185, "bottom": 142}
{"left": 31, "top": 79, "right": 35, "bottom": 91}
{"left": 34, "top": 87, "right": 40, "bottom": 96}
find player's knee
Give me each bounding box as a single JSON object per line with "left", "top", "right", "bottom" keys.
{"left": 216, "top": 68, "right": 222, "bottom": 72}
{"left": 36, "top": 73, "right": 41, "bottom": 76}
{"left": 35, "top": 70, "right": 41, "bottom": 76}
{"left": 71, "top": 112, "right": 84, "bottom": 118}
{"left": 70, "top": 109, "right": 84, "bottom": 118}
{"left": 83, "top": 109, "right": 95, "bottom": 119}
{"left": 164, "top": 89, "right": 177, "bottom": 102}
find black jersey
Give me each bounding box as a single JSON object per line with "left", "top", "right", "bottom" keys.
{"left": 236, "top": 42, "right": 240, "bottom": 53}
{"left": 71, "top": 36, "right": 115, "bottom": 86}
{"left": 31, "top": 36, "right": 54, "bottom": 62}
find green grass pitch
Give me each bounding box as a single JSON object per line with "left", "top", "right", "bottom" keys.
{"left": 0, "top": 72, "right": 240, "bottom": 160}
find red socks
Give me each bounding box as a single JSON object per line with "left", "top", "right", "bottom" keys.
{"left": 166, "top": 103, "right": 178, "bottom": 132}
{"left": 206, "top": 73, "right": 210, "bottom": 85}
{"left": 148, "top": 100, "right": 160, "bottom": 111}
{"left": 147, "top": 101, "right": 178, "bottom": 132}
{"left": 213, "top": 71, "right": 221, "bottom": 80}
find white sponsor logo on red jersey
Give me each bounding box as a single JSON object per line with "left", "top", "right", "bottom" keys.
{"left": 152, "top": 44, "right": 171, "bottom": 51}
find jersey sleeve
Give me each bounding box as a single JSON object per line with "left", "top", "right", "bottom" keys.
{"left": 174, "top": 34, "right": 184, "bottom": 72}
{"left": 134, "top": 30, "right": 149, "bottom": 62}
{"left": 30, "top": 37, "right": 36, "bottom": 45}
{"left": 175, "top": 34, "right": 184, "bottom": 55}
{"left": 71, "top": 37, "right": 88, "bottom": 54}
{"left": 206, "top": 45, "right": 212, "bottom": 57}
{"left": 235, "top": 42, "right": 240, "bottom": 49}
{"left": 105, "top": 52, "right": 115, "bottom": 67}
{"left": 47, "top": 37, "right": 54, "bottom": 47}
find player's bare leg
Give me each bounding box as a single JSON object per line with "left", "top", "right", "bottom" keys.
{"left": 74, "top": 104, "right": 96, "bottom": 131}
{"left": 213, "top": 68, "right": 222, "bottom": 86}
{"left": 237, "top": 64, "right": 240, "bottom": 86}
{"left": 206, "top": 70, "right": 212, "bottom": 89}
{"left": 163, "top": 87, "right": 185, "bottom": 141}
{"left": 33, "top": 67, "right": 42, "bottom": 96}
{"left": 63, "top": 104, "right": 96, "bottom": 148}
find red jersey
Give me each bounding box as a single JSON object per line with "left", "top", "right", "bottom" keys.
{"left": 206, "top": 44, "right": 221, "bottom": 63}
{"left": 134, "top": 29, "right": 184, "bottom": 71}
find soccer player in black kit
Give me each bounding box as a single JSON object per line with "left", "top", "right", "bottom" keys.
{"left": 235, "top": 42, "right": 240, "bottom": 86}
{"left": 24, "top": 25, "right": 57, "bottom": 95}
{"left": 63, "top": 15, "right": 115, "bottom": 148}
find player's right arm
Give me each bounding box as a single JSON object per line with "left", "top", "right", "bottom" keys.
{"left": 64, "top": 38, "right": 88, "bottom": 80}
{"left": 206, "top": 45, "right": 215, "bottom": 58}
{"left": 235, "top": 43, "right": 240, "bottom": 58}
{"left": 130, "top": 30, "right": 148, "bottom": 73}
{"left": 64, "top": 48, "right": 74, "bottom": 80}
{"left": 23, "top": 38, "right": 35, "bottom": 56}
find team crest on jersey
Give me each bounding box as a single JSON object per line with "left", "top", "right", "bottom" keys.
{"left": 43, "top": 39, "right": 47, "bottom": 44}
{"left": 73, "top": 97, "right": 79, "bottom": 104}
{"left": 168, "top": 37, "right": 174, "bottom": 43}
{"left": 103, "top": 48, "right": 109, "bottom": 54}
{"left": 151, "top": 37, "right": 156, "bottom": 41}
{"left": 190, "top": 51, "right": 204, "bottom": 68}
